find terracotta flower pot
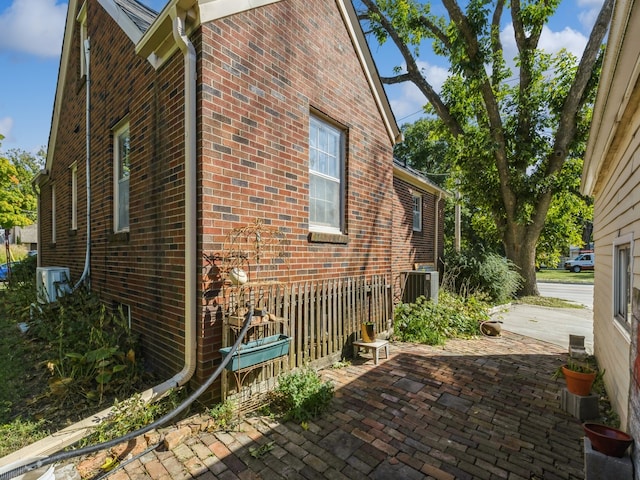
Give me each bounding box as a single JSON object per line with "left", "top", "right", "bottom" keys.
{"left": 361, "top": 323, "right": 376, "bottom": 343}
{"left": 562, "top": 365, "right": 596, "bottom": 396}
{"left": 583, "top": 423, "right": 634, "bottom": 457}
{"left": 480, "top": 320, "right": 502, "bottom": 336}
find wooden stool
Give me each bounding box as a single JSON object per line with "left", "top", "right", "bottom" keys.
{"left": 352, "top": 340, "right": 390, "bottom": 365}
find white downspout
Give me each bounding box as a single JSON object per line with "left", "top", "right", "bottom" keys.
{"left": 75, "top": 37, "right": 92, "bottom": 290}
{"left": 435, "top": 192, "right": 441, "bottom": 266}
{"left": 145, "top": 10, "right": 198, "bottom": 396}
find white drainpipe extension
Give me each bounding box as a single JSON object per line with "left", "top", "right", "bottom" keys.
{"left": 75, "top": 37, "right": 92, "bottom": 290}
{"left": 144, "top": 10, "right": 198, "bottom": 399}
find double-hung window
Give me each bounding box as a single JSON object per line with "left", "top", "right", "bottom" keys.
{"left": 613, "top": 235, "right": 633, "bottom": 334}
{"left": 51, "top": 184, "right": 56, "bottom": 243}
{"left": 114, "top": 121, "right": 130, "bottom": 233}
{"left": 309, "top": 116, "right": 344, "bottom": 233}
{"left": 71, "top": 163, "right": 78, "bottom": 231}
{"left": 77, "top": 2, "right": 88, "bottom": 77}
{"left": 412, "top": 193, "right": 422, "bottom": 232}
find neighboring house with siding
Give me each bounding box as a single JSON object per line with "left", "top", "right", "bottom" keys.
{"left": 581, "top": 0, "right": 640, "bottom": 469}
{"left": 35, "top": 0, "right": 445, "bottom": 395}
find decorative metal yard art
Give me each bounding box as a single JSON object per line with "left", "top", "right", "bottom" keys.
{"left": 216, "top": 219, "right": 291, "bottom": 412}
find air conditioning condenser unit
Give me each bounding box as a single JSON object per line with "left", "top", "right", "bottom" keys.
{"left": 36, "top": 267, "right": 71, "bottom": 304}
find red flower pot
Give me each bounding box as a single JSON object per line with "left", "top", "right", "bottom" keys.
{"left": 562, "top": 365, "right": 596, "bottom": 396}
{"left": 583, "top": 423, "right": 634, "bottom": 457}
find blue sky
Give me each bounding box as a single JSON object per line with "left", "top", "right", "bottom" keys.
{"left": 0, "top": 0, "right": 604, "bottom": 155}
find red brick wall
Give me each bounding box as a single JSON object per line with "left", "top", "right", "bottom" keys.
{"left": 195, "top": 1, "right": 395, "bottom": 384}
{"left": 391, "top": 175, "right": 445, "bottom": 299}
{"left": 42, "top": 0, "right": 189, "bottom": 377}
{"left": 41, "top": 0, "right": 396, "bottom": 391}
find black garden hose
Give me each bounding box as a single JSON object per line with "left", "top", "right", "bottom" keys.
{"left": 0, "top": 310, "right": 254, "bottom": 480}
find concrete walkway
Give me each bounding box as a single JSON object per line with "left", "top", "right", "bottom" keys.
{"left": 65, "top": 329, "right": 588, "bottom": 480}
{"left": 493, "top": 303, "right": 594, "bottom": 354}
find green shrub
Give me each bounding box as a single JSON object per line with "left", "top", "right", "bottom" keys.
{"left": 270, "top": 367, "right": 334, "bottom": 423}
{"left": 394, "top": 291, "right": 488, "bottom": 345}
{"left": 442, "top": 251, "right": 522, "bottom": 304}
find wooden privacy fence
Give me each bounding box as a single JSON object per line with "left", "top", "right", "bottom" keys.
{"left": 220, "top": 275, "right": 393, "bottom": 408}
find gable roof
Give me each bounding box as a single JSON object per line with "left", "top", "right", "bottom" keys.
{"left": 112, "top": 0, "right": 157, "bottom": 33}
{"left": 393, "top": 158, "right": 449, "bottom": 198}
{"left": 46, "top": 0, "right": 401, "bottom": 172}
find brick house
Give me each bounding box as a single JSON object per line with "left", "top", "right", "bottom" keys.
{"left": 392, "top": 159, "right": 447, "bottom": 301}
{"left": 35, "top": 0, "right": 445, "bottom": 395}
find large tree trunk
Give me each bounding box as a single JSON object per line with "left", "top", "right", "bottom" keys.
{"left": 503, "top": 226, "right": 539, "bottom": 297}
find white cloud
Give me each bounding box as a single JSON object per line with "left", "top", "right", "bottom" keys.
{"left": 501, "top": 23, "right": 588, "bottom": 70}
{"left": 539, "top": 25, "right": 587, "bottom": 58}
{"left": 0, "top": 0, "right": 67, "bottom": 58}
{"left": 0, "top": 117, "right": 14, "bottom": 142}
{"left": 388, "top": 60, "right": 449, "bottom": 122}
{"left": 417, "top": 60, "right": 449, "bottom": 93}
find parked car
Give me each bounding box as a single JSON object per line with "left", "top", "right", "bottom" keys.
{"left": 0, "top": 262, "right": 15, "bottom": 281}
{"left": 564, "top": 253, "right": 595, "bottom": 272}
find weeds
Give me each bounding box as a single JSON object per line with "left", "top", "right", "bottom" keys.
{"left": 207, "top": 400, "right": 237, "bottom": 430}
{"left": 0, "top": 271, "right": 150, "bottom": 450}
{"left": 81, "top": 389, "right": 183, "bottom": 446}
{"left": 0, "top": 418, "right": 49, "bottom": 458}
{"left": 269, "top": 367, "right": 334, "bottom": 423}
{"left": 394, "top": 291, "right": 487, "bottom": 345}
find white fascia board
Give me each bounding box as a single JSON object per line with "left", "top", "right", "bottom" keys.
{"left": 393, "top": 164, "right": 449, "bottom": 198}
{"left": 582, "top": 0, "right": 638, "bottom": 196}
{"left": 46, "top": 0, "right": 80, "bottom": 174}
{"left": 335, "top": 0, "right": 402, "bottom": 146}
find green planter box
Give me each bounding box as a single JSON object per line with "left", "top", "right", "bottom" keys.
{"left": 220, "top": 334, "right": 291, "bottom": 371}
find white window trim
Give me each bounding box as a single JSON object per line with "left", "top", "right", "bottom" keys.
{"left": 612, "top": 233, "right": 633, "bottom": 342}
{"left": 51, "top": 184, "right": 57, "bottom": 244}
{"left": 412, "top": 192, "right": 422, "bottom": 232}
{"left": 71, "top": 163, "right": 78, "bottom": 231}
{"left": 309, "top": 115, "right": 345, "bottom": 235}
{"left": 113, "top": 120, "right": 130, "bottom": 233}
{"left": 77, "top": 2, "right": 88, "bottom": 78}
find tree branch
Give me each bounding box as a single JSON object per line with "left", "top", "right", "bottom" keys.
{"left": 548, "top": 0, "right": 613, "bottom": 175}
{"left": 380, "top": 74, "right": 413, "bottom": 84}
{"left": 360, "top": 0, "right": 463, "bottom": 136}
{"left": 441, "top": 0, "right": 515, "bottom": 220}
{"left": 490, "top": 0, "right": 506, "bottom": 86}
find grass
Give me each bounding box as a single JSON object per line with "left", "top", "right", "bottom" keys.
{"left": 1, "top": 244, "right": 30, "bottom": 264}
{"left": 517, "top": 295, "right": 584, "bottom": 309}
{"left": 536, "top": 268, "right": 594, "bottom": 284}
{"left": 0, "top": 290, "right": 52, "bottom": 455}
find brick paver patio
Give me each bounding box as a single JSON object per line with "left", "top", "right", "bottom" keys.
{"left": 73, "top": 331, "right": 587, "bottom": 479}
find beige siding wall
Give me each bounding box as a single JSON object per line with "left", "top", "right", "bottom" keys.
{"left": 591, "top": 107, "right": 640, "bottom": 429}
